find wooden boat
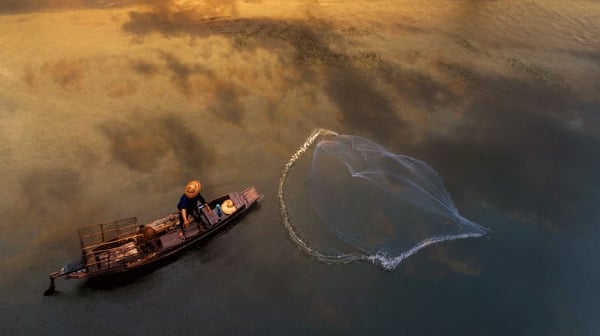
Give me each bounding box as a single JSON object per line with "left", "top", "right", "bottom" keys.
{"left": 43, "top": 186, "right": 261, "bottom": 296}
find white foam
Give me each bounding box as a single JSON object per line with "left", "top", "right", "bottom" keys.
{"left": 367, "top": 233, "right": 486, "bottom": 271}
{"left": 278, "top": 128, "right": 362, "bottom": 263}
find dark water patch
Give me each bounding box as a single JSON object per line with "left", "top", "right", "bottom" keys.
{"left": 0, "top": 0, "right": 66, "bottom": 13}
{"left": 222, "top": 19, "right": 384, "bottom": 76}
{"left": 122, "top": 8, "right": 367, "bottom": 70}
{"left": 41, "top": 59, "right": 88, "bottom": 91}
{"left": 337, "top": 24, "right": 377, "bottom": 37}
{"left": 447, "top": 33, "right": 570, "bottom": 91}
{"left": 0, "top": 0, "right": 149, "bottom": 14}
{"left": 154, "top": 51, "right": 246, "bottom": 123}
{"left": 159, "top": 51, "right": 208, "bottom": 96}
{"left": 122, "top": 11, "right": 343, "bottom": 67}
{"left": 209, "top": 82, "right": 245, "bottom": 124}
{"left": 22, "top": 65, "right": 39, "bottom": 91}
{"left": 326, "top": 58, "right": 464, "bottom": 148}
{"left": 561, "top": 49, "right": 600, "bottom": 64}
{"left": 122, "top": 4, "right": 219, "bottom": 37}
{"left": 245, "top": 20, "right": 344, "bottom": 67}
{"left": 576, "top": 100, "right": 600, "bottom": 138}
{"left": 129, "top": 59, "right": 160, "bottom": 77}
{"left": 347, "top": 51, "right": 384, "bottom": 72}
{"left": 157, "top": 114, "right": 215, "bottom": 171}
{"left": 408, "top": 72, "right": 600, "bottom": 230}
{"left": 324, "top": 70, "right": 405, "bottom": 141}
{"left": 448, "top": 33, "right": 492, "bottom": 57}
{"left": 504, "top": 56, "right": 567, "bottom": 90}
{"left": 101, "top": 120, "right": 170, "bottom": 173}
{"left": 437, "top": 58, "right": 572, "bottom": 110}
{"left": 380, "top": 62, "right": 461, "bottom": 112}
{"left": 100, "top": 113, "right": 215, "bottom": 175}
{"left": 437, "top": 60, "right": 485, "bottom": 89}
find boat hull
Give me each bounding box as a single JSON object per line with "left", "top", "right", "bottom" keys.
{"left": 45, "top": 186, "right": 261, "bottom": 292}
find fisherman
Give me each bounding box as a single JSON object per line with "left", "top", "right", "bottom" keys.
{"left": 177, "top": 179, "right": 210, "bottom": 239}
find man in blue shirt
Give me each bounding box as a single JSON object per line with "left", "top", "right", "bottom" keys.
{"left": 177, "top": 179, "right": 209, "bottom": 239}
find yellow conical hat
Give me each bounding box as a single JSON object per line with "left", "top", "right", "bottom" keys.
{"left": 221, "top": 199, "right": 237, "bottom": 215}
{"left": 184, "top": 179, "right": 201, "bottom": 198}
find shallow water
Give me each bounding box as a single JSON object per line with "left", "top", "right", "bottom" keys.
{"left": 1, "top": 1, "right": 599, "bottom": 335}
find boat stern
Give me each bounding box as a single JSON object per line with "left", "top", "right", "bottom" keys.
{"left": 43, "top": 259, "right": 86, "bottom": 296}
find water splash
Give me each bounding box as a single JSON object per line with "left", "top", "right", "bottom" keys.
{"left": 278, "top": 128, "right": 364, "bottom": 264}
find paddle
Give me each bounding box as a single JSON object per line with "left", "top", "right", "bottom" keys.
{"left": 43, "top": 260, "right": 84, "bottom": 296}
{"left": 43, "top": 276, "right": 56, "bottom": 296}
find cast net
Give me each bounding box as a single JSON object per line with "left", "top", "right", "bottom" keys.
{"left": 278, "top": 129, "right": 488, "bottom": 270}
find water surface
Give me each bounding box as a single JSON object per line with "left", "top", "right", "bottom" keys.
{"left": 0, "top": 1, "right": 599, "bottom": 335}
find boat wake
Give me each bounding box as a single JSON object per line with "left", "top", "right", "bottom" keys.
{"left": 278, "top": 129, "right": 488, "bottom": 270}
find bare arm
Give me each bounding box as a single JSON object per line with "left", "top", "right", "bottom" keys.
{"left": 181, "top": 209, "right": 189, "bottom": 227}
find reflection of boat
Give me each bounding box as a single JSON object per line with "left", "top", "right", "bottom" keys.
{"left": 44, "top": 186, "right": 261, "bottom": 296}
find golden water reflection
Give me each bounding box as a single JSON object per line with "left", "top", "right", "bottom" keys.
{"left": 0, "top": 0, "right": 598, "bottom": 290}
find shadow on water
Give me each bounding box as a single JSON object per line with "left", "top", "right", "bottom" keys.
{"left": 99, "top": 113, "right": 215, "bottom": 177}
{"left": 119, "top": 8, "right": 413, "bottom": 139}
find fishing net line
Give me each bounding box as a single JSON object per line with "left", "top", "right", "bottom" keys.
{"left": 278, "top": 129, "right": 488, "bottom": 270}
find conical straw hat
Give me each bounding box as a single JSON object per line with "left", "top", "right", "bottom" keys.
{"left": 184, "top": 179, "right": 201, "bottom": 198}
{"left": 221, "top": 199, "right": 237, "bottom": 215}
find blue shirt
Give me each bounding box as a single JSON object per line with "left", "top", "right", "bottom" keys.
{"left": 177, "top": 194, "right": 207, "bottom": 212}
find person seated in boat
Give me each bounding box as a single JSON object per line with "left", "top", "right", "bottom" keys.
{"left": 177, "top": 179, "right": 210, "bottom": 239}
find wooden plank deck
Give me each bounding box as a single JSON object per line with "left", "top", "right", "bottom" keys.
{"left": 159, "top": 221, "right": 202, "bottom": 249}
